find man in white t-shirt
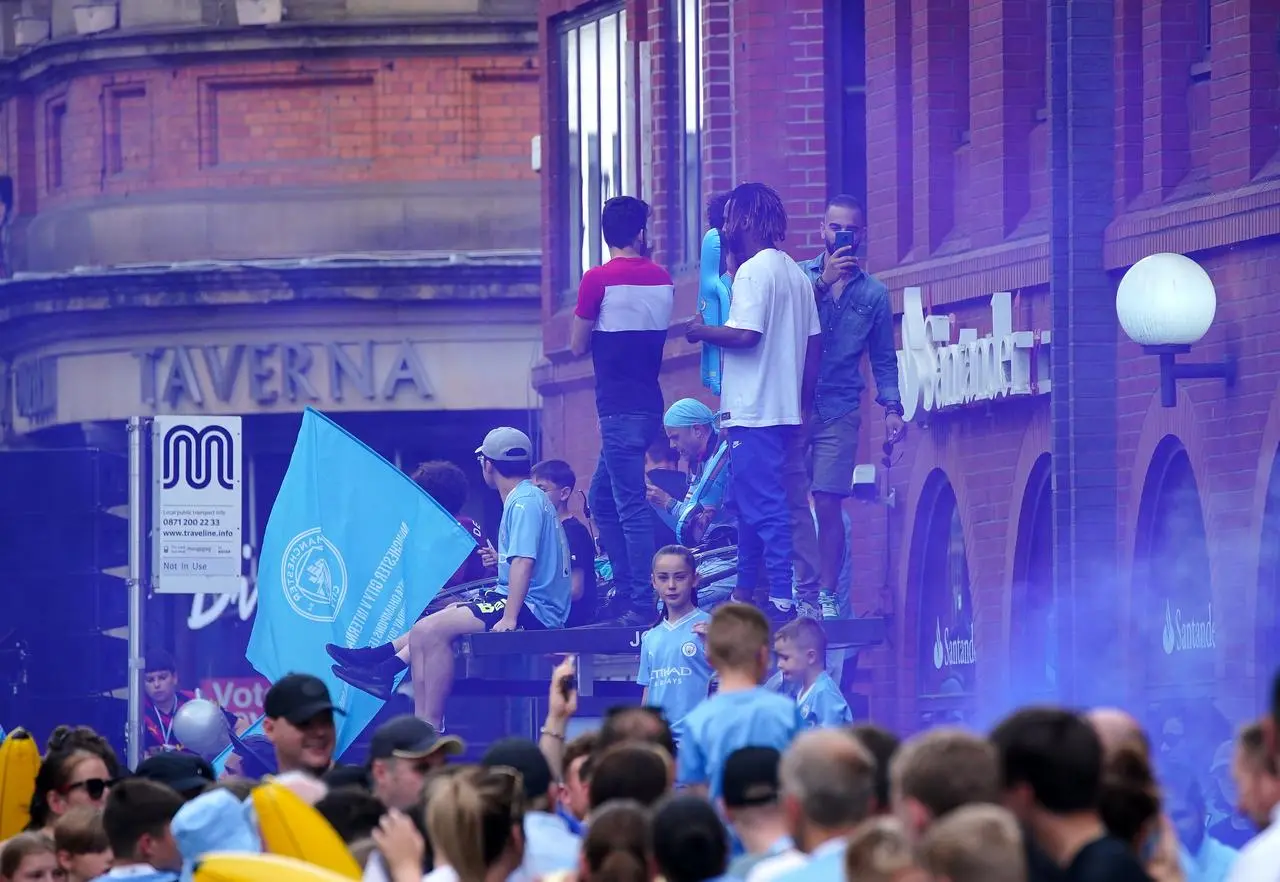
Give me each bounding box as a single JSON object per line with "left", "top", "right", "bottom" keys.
{"left": 686, "top": 182, "right": 821, "bottom": 626}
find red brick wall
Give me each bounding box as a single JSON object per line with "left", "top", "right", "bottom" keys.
{"left": 0, "top": 54, "right": 539, "bottom": 212}
{"left": 539, "top": 0, "right": 1280, "bottom": 732}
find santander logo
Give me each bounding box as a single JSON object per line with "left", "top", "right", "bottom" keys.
{"left": 1162, "top": 600, "right": 1215, "bottom": 655}
{"left": 933, "top": 618, "right": 977, "bottom": 670}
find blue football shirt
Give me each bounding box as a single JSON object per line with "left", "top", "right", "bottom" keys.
{"left": 796, "top": 671, "right": 853, "bottom": 730}
{"left": 637, "top": 609, "right": 714, "bottom": 731}
{"left": 494, "top": 480, "right": 572, "bottom": 628}
{"left": 677, "top": 686, "right": 801, "bottom": 798}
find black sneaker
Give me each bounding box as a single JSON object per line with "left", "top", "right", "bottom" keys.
{"left": 764, "top": 601, "right": 798, "bottom": 629}
{"left": 326, "top": 642, "right": 394, "bottom": 669}
{"left": 610, "top": 607, "right": 655, "bottom": 628}
{"left": 585, "top": 597, "right": 652, "bottom": 628}
{"left": 332, "top": 662, "right": 398, "bottom": 701}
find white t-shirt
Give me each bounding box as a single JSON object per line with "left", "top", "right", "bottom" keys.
{"left": 720, "top": 248, "right": 821, "bottom": 428}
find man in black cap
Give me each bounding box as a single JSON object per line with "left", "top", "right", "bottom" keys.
{"left": 134, "top": 752, "right": 217, "bottom": 801}
{"left": 482, "top": 737, "right": 580, "bottom": 880}
{"left": 262, "top": 673, "right": 344, "bottom": 777}
{"left": 721, "top": 746, "right": 793, "bottom": 879}
{"left": 368, "top": 715, "right": 465, "bottom": 811}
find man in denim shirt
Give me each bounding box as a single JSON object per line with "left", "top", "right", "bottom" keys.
{"left": 797, "top": 195, "right": 905, "bottom": 618}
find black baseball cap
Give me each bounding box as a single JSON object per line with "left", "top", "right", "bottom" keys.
{"left": 368, "top": 716, "right": 465, "bottom": 763}
{"left": 481, "top": 737, "right": 552, "bottom": 800}
{"left": 264, "top": 673, "right": 345, "bottom": 725}
{"left": 721, "top": 746, "right": 781, "bottom": 808}
{"left": 135, "top": 751, "right": 216, "bottom": 795}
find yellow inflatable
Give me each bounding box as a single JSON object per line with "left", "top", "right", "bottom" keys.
{"left": 194, "top": 853, "right": 358, "bottom": 882}
{"left": 0, "top": 729, "right": 40, "bottom": 840}
{"left": 250, "top": 781, "right": 361, "bottom": 880}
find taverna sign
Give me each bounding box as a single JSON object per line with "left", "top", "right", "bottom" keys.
{"left": 897, "top": 289, "right": 1051, "bottom": 422}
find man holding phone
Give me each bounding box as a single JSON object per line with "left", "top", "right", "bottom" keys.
{"left": 797, "top": 195, "right": 905, "bottom": 619}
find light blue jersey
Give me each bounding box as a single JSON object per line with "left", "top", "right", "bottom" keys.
{"left": 494, "top": 480, "right": 572, "bottom": 628}
{"left": 677, "top": 686, "right": 801, "bottom": 799}
{"left": 638, "top": 609, "right": 714, "bottom": 731}
{"left": 796, "top": 671, "right": 853, "bottom": 730}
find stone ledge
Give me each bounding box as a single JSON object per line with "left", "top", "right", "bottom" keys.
{"left": 0, "top": 16, "right": 537, "bottom": 92}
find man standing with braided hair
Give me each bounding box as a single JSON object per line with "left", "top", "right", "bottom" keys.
{"left": 686, "top": 183, "right": 821, "bottom": 625}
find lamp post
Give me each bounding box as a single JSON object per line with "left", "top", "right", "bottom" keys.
{"left": 1116, "top": 252, "right": 1237, "bottom": 408}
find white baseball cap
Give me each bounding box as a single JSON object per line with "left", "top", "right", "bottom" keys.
{"left": 476, "top": 427, "right": 533, "bottom": 462}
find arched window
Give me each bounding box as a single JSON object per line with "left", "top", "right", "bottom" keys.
{"left": 1134, "top": 437, "right": 1215, "bottom": 700}
{"left": 912, "top": 471, "right": 975, "bottom": 725}
{"left": 1011, "top": 454, "right": 1055, "bottom": 704}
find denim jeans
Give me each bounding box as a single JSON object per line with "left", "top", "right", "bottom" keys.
{"left": 727, "top": 425, "right": 795, "bottom": 601}
{"left": 589, "top": 413, "right": 662, "bottom": 605}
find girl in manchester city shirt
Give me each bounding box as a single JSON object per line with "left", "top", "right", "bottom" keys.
{"left": 637, "top": 546, "right": 715, "bottom": 740}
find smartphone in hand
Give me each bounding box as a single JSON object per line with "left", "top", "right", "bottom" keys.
{"left": 558, "top": 654, "right": 578, "bottom": 701}
{"left": 834, "top": 230, "right": 855, "bottom": 253}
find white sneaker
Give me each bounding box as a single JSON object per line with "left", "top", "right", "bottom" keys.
{"left": 795, "top": 601, "right": 821, "bottom": 620}
{"left": 819, "top": 592, "right": 839, "bottom": 619}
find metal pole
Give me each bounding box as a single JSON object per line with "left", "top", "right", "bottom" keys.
{"left": 126, "top": 417, "right": 146, "bottom": 769}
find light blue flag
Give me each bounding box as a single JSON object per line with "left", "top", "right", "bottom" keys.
{"left": 246, "top": 407, "right": 476, "bottom": 756}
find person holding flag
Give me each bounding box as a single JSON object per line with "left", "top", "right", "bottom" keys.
{"left": 243, "top": 407, "right": 478, "bottom": 761}
{"left": 330, "top": 427, "right": 571, "bottom": 730}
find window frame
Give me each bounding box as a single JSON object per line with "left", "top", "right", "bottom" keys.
{"left": 553, "top": 3, "right": 637, "bottom": 308}
{"left": 670, "top": 0, "right": 704, "bottom": 270}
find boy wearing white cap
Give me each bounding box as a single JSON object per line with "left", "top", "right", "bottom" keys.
{"left": 329, "top": 427, "right": 571, "bottom": 729}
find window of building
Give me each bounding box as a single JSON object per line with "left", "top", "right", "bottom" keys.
{"left": 825, "top": 0, "right": 868, "bottom": 215}
{"left": 559, "top": 5, "right": 635, "bottom": 297}
{"left": 912, "top": 472, "right": 976, "bottom": 725}
{"left": 672, "top": 0, "right": 704, "bottom": 267}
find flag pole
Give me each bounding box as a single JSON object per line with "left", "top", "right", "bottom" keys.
{"left": 126, "top": 416, "right": 147, "bottom": 769}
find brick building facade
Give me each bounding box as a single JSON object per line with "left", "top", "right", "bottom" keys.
{"left": 535, "top": 0, "right": 1280, "bottom": 740}
{"left": 0, "top": 0, "right": 544, "bottom": 738}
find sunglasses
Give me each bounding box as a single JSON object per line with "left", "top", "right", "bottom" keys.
{"left": 63, "top": 778, "right": 113, "bottom": 799}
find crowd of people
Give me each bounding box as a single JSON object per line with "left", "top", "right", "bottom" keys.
{"left": 5, "top": 627, "right": 1280, "bottom": 882}
{"left": 5, "top": 183, "right": 1274, "bottom": 882}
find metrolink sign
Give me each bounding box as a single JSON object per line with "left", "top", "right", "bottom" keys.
{"left": 896, "top": 289, "right": 1051, "bottom": 422}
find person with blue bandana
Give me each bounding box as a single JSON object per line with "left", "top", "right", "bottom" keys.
{"left": 648, "top": 398, "right": 734, "bottom": 549}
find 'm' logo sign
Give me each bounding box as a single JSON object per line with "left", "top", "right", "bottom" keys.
{"left": 163, "top": 424, "right": 236, "bottom": 490}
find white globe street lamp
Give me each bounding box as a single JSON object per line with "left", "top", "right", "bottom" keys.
{"left": 1116, "top": 253, "right": 1237, "bottom": 408}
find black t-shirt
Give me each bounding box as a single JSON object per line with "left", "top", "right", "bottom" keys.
{"left": 1026, "top": 834, "right": 1067, "bottom": 882}
{"left": 562, "top": 516, "right": 599, "bottom": 627}
{"left": 1066, "top": 836, "right": 1152, "bottom": 882}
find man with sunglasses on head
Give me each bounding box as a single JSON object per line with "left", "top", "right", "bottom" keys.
{"left": 797, "top": 195, "right": 905, "bottom": 620}
{"left": 367, "top": 716, "right": 464, "bottom": 811}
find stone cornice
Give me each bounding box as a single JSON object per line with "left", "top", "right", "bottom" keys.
{"left": 0, "top": 17, "right": 538, "bottom": 94}
{"left": 0, "top": 253, "right": 541, "bottom": 326}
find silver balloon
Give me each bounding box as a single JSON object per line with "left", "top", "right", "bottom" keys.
{"left": 171, "top": 699, "right": 231, "bottom": 759}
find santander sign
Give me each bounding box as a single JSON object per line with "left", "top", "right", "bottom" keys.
{"left": 896, "top": 289, "right": 1051, "bottom": 422}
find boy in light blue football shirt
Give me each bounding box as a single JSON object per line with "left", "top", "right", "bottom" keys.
{"left": 774, "top": 618, "right": 852, "bottom": 730}
{"left": 677, "top": 603, "right": 802, "bottom": 799}
{"left": 638, "top": 546, "right": 714, "bottom": 736}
